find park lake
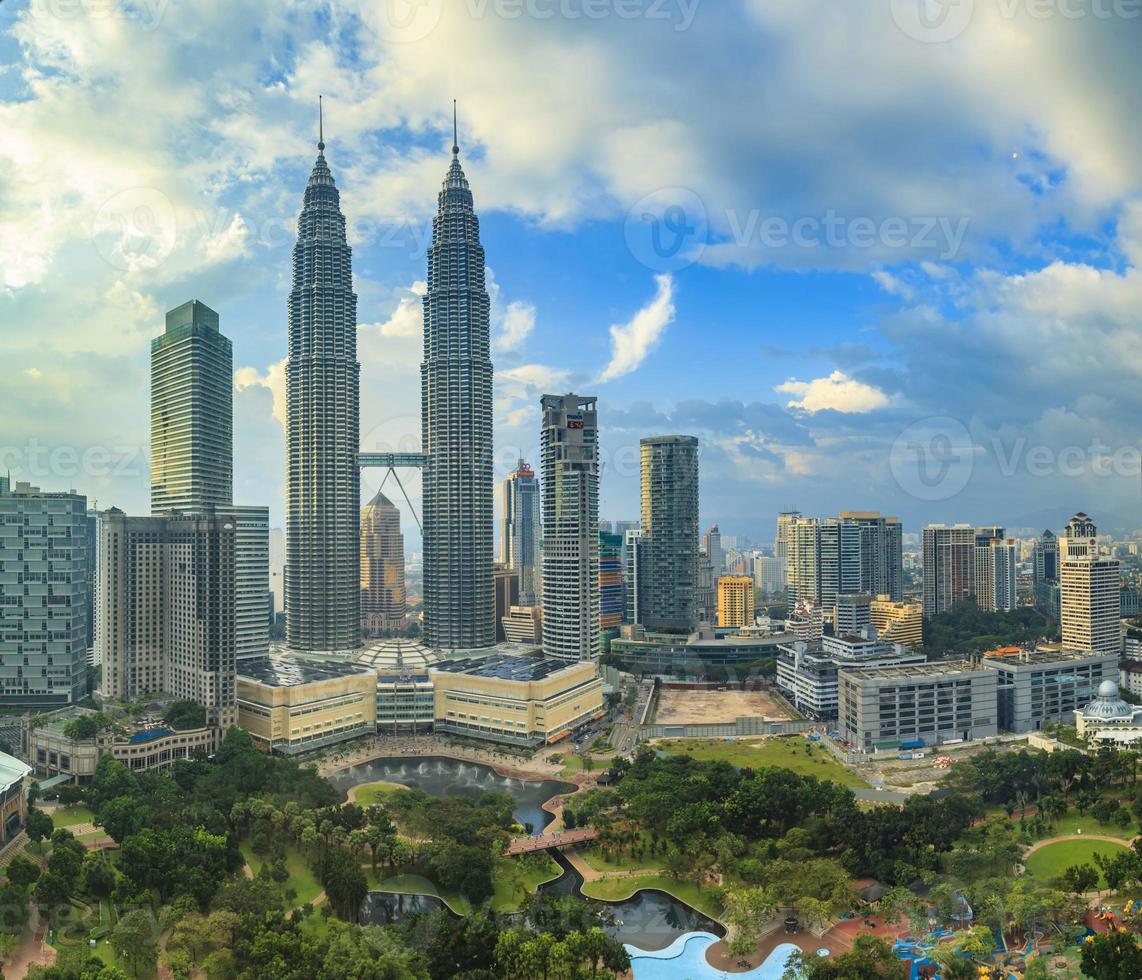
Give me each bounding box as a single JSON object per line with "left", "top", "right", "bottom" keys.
{"left": 331, "top": 756, "right": 722, "bottom": 951}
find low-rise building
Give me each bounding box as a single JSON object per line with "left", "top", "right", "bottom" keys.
{"left": 236, "top": 655, "right": 378, "bottom": 755}
{"left": 430, "top": 654, "right": 603, "bottom": 747}
{"left": 981, "top": 647, "right": 1117, "bottom": 733}
{"left": 27, "top": 706, "right": 219, "bottom": 781}
{"left": 374, "top": 672, "right": 435, "bottom": 734}
{"left": 1074, "top": 680, "right": 1142, "bottom": 744}
{"left": 839, "top": 661, "right": 998, "bottom": 751}
{"left": 1121, "top": 658, "right": 1142, "bottom": 699}
{"left": 0, "top": 752, "right": 30, "bottom": 846}
{"left": 776, "top": 628, "right": 924, "bottom": 720}
{"left": 609, "top": 626, "right": 789, "bottom": 677}
{"left": 869, "top": 595, "right": 923, "bottom": 648}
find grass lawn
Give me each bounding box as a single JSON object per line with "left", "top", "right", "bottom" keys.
{"left": 50, "top": 805, "right": 95, "bottom": 829}
{"left": 1025, "top": 839, "right": 1130, "bottom": 886}
{"left": 1038, "top": 811, "right": 1135, "bottom": 840}
{"left": 240, "top": 839, "right": 324, "bottom": 906}
{"left": 656, "top": 736, "right": 868, "bottom": 788}
{"left": 579, "top": 830, "right": 666, "bottom": 874}
{"left": 558, "top": 754, "right": 616, "bottom": 777}
{"left": 490, "top": 855, "right": 562, "bottom": 912}
{"left": 352, "top": 781, "right": 411, "bottom": 807}
{"left": 367, "top": 869, "right": 473, "bottom": 916}
{"left": 580, "top": 874, "right": 723, "bottom": 920}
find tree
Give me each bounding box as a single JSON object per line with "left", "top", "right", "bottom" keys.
{"left": 1062, "top": 863, "right": 1099, "bottom": 896}
{"left": 1080, "top": 931, "right": 1142, "bottom": 980}
{"left": 6, "top": 854, "right": 41, "bottom": 888}
{"left": 321, "top": 848, "right": 368, "bottom": 921}
{"left": 110, "top": 908, "right": 158, "bottom": 978}
{"left": 25, "top": 807, "right": 53, "bottom": 846}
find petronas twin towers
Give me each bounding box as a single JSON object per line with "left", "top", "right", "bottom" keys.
{"left": 285, "top": 107, "right": 494, "bottom": 652}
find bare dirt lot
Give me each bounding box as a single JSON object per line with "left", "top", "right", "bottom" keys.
{"left": 653, "top": 687, "right": 795, "bottom": 725}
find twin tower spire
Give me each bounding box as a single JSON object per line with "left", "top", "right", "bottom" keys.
{"left": 286, "top": 98, "right": 493, "bottom": 654}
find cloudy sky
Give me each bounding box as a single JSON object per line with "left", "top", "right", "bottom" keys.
{"left": 3, "top": 0, "right": 1142, "bottom": 546}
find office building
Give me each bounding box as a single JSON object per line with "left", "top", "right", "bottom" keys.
{"left": 285, "top": 125, "right": 361, "bottom": 652}
{"left": 1033, "top": 529, "right": 1059, "bottom": 617}
{"left": 501, "top": 459, "right": 541, "bottom": 605}
{"left": 755, "top": 556, "right": 786, "bottom": 597}
{"left": 430, "top": 654, "right": 604, "bottom": 747}
{"left": 696, "top": 552, "right": 717, "bottom": 624}
{"left": 0, "top": 482, "right": 89, "bottom": 707}
{"left": 421, "top": 130, "right": 495, "bottom": 651}
{"left": 839, "top": 661, "right": 998, "bottom": 750}
{"left": 494, "top": 565, "right": 520, "bottom": 643}
{"left": 150, "top": 300, "right": 233, "bottom": 515}
{"left": 922, "top": 524, "right": 976, "bottom": 618}
{"left": 237, "top": 655, "right": 378, "bottom": 754}
{"left": 702, "top": 524, "right": 723, "bottom": 575}
{"left": 1060, "top": 513, "right": 1121, "bottom": 656}
{"left": 360, "top": 491, "right": 406, "bottom": 635}
{"left": 599, "top": 530, "right": 624, "bottom": 645}
{"left": 502, "top": 605, "right": 542, "bottom": 644}
{"left": 785, "top": 513, "right": 899, "bottom": 614}
{"left": 981, "top": 647, "right": 1117, "bottom": 733}
{"left": 840, "top": 512, "right": 904, "bottom": 601}
{"left": 717, "top": 575, "right": 755, "bottom": 628}
{"left": 96, "top": 509, "right": 236, "bottom": 728}
{"left": 622, "top": 527, "right": 643, "bottom": 625}
{"left": 974, "top": 534, "right": 1018, "bottom": 613}
{"left": 217, "top": 505, "right": 270, "bottom": 659}
{"left": 834, "top": 593, "right": 872, "bottom": 635}
{"left": 638, "top": 435, "right": 700, "bottom": 632}
{"left": 777, "top": 628, "right": 923, "bottom": 720}
{"left": 870, "top": 595, "right": 924, "bottom": 648}
{"left": 540, "top": 394, "right": 599, "bottom": 660}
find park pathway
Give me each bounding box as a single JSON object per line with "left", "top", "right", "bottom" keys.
{"left": 1023, "top": 832, "right": 1137, "bottom": 859}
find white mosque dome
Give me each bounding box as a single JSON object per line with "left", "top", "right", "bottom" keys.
{"left": 1082, "top": 680, "right": 1135, "bottom": 721}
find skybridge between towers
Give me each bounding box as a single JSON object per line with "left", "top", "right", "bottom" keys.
{"left": 357, "top": 452, "right": 428, "bottom": 532}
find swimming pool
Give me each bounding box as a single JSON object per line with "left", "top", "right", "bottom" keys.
{"left": 628, "top": 931, "right": 801, "bottom": 979}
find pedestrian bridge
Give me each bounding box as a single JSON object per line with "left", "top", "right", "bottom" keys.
{"left": 505, "top": 827, "right": 598, "bottom": 856}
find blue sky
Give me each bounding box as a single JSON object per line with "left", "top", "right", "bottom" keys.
{"left": 3, "top": 0, "right": 1142, "bottom": 547}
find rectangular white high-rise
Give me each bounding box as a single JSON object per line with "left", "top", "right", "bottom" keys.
{"left": 540, "top": 394, "right": 599, "bottom": 661}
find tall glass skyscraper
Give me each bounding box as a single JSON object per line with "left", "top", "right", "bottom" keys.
{"left": 285, "top": 125, "right": 361, "bottom": 651}
{"left": 639, "top": 435, "right": 700, "bottom": 632}
{"left": 501, "top": 459, "right": 541, "bottom": 606}
{"left": 421, "top": 124, "right": 495, "bottom": 650}
{"left": 150, "top": 300, "right": 232, "bottom": 514}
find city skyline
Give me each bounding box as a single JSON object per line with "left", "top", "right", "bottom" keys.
{"left": 5, "top": 7, "right": 1142, "bottom": 541}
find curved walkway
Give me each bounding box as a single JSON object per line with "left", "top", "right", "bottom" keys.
{"left": 1023, "top": 832, "right": 1137, "bottom": 859}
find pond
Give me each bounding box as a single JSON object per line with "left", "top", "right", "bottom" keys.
{"left": 360, "top": 890, "right": 450, "bottom": 926}
{"left": 328, "top": 756, "right": 572, "bottom": 834}
{"left": 538, "top": 851, "right": 724, "bottom": 952}
{"left": 336, "top": 755, "right": 723, "bottom": 950}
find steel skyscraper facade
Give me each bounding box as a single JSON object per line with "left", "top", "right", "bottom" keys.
{"left": 638, "top": 435, "right": 700, "bottom": 632}
{"left": 150, "top": 300, "right": 232, "bottom": 514}
{"left": 421, "top": 126, "right": 495, "bottom": 650}
{"left": 501, "top": 459, "right": 541, "bottom": 606}
{"left": 285, "top": 127, "right": 361, "bottom": 651}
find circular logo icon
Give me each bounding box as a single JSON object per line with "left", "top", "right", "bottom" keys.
{"left": 624, "top": 187, "right": 708, "bottom": 273}
{"left": 890, "top": 416, "right": 974, "bottom": 501}
{"left": 890, "top": 0, "right": 975, "bottom": 43}
{"left": 91, "top": 187, "right": 177, "bottom": 272}
{"left": 364, "top": 0, "right": 443, "bottom": 43}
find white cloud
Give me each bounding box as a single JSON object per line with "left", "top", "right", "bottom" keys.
{"left": 776, "top": 371, "right": 890, "bottom": 414}
{"left": 22, "top": 368, "right": 43, "bottom": 380}
{"left": 362, "top": 281, "right": 426, "bottom": 339}
{"left": 494, "top": 301, "right": 536, "bottom": 354}
{"left": 234, "top": 358, "right": 287, "bottom": 427}
{"left": 498, "top": 364, "right": 572, "bottom": 393}
{"left": 598, "top": 274, "right": 675, "bottom": 383}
